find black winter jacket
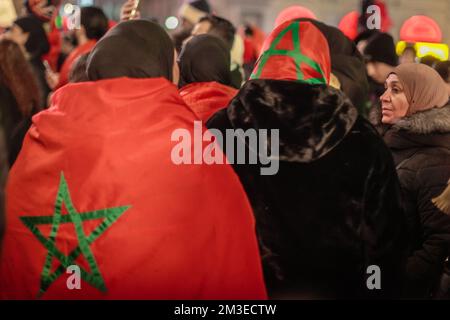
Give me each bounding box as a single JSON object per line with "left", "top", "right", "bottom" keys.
{"left": 384, "top": 103, "right": 450, "bottom": 298}
{"left": 208, "top": 79, "right": 408, "bottom": 299}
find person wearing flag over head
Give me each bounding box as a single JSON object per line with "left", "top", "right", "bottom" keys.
{"left": 0, "top": 19, "right": 266, "bottom": 300}
{"left": 207, "top": 18, "right": 408, "bottom": 299}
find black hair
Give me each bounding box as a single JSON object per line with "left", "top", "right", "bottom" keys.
{"left": 420, "top": 55, "right": 440, "bottom": 68}
{"left": 434, "top": 61, "right": 450, "bottom": 83}
{"left": 198, "top": 15, "right": 236, "bottom": 50}
{"left": 81, "top": 6, "right": 109, "bottom": 40}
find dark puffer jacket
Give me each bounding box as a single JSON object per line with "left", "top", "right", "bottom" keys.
{"left": 207, "top": 79, "right": 408, "bottom": 299}
{"left": 384, "top": 103, "right": 450, "bottom": 299}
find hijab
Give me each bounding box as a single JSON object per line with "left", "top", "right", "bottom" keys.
{"left": 87, "top": 20, "right": 175, "bottom": 81}
{"left": 178, "top": 34, "right": 231, "bottom": 87}
{"left": 391, "top": 63, "right": 449, "bottom": 115}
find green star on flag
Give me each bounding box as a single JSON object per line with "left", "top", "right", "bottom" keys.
{"left": 20, "top": 173, "right": 130, "bottom": 298}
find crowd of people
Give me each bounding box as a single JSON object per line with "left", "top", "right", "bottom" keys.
{"left": 0, "top": 0, "right": 449, "bottom": 300}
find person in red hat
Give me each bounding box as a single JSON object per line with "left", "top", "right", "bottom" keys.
{"left": 207, "top": 19, "right": 408, "bottom": 299}
{"left": 0, "top": 19, "right": 266, "bottom": 300}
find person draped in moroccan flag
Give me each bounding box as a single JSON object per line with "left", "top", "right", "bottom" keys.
{"left": 178, "top": 34, "right": 237, "bottom": 122}
{"left": 0, "top": 20, "right": 266, "bottom": 300}
{"left": 207, "top": 19, "right": 408, "bottom": 299}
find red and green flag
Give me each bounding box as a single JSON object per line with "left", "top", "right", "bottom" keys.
{"left": 251, "top": 20, "right": 331, "bottom": 85}
{"left": 0, "top": 77, "right": 267, "bottom": 300}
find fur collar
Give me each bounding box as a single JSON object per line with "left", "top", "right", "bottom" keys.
{"left": 393, "top": 103, "right": 450, "bottom": 134}
{"left": 227, "top": 79, "right": 358, "bottom": 163}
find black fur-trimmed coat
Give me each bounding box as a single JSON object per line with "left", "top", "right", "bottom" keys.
{"left": 207, "top": 79, "right": 408, "bottom": 299}
{"left": 383, "top": 103, "right": 450, "bottom": 299}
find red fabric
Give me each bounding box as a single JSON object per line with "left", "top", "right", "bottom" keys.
{"left": 251, "top": 20, "right": 330, "bottom": 84}
{"left": 274, "top": 6, "right": 317, "bottom": 28}
{"left": 240, "top": 25, "right": 266, "bottom": 63}
{"left": 243, "top": 38, "right": 255, "bottom": 64}
{"left": 338, "top": 11, "right": 359, "bottom": 41}
{"left": 180, "top": 82, "right": 237, "bottom": 122}
{"left": 375, "top": 0, "right": 392, "bottom": 33}
{"left": 0, "top": 77, "right": 266, "bottom": 300}
{"left": 400, "top": 15, "right": 442, "bottom": 43}
{"left": 43, "top": 26, "right": 62, "bottom": 71}
{"left": 56, "top": 40, "right": 97, "bottom": 89}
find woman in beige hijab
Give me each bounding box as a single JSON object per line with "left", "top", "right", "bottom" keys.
{"left": 381, "top": 63, "right": 450, "bottom": 299}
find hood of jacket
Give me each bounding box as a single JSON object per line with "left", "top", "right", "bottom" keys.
{"left": 227, "top": 79, "right": 358, "bottom": 163}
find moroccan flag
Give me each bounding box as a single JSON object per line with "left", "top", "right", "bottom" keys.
{"left": 250, "top": 19, "right": 330, "bottom": 85}
{"left": 179, "top": 82, "right": 237, "bottom": 122}
{"left": 0, "top": 77, "right": 267, "bottom": 300}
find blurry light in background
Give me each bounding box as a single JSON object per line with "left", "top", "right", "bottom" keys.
{"left": 64, "top": 3, "right": 74, "bottom": 15}
{"left": 165, "top": 16, "right": 179, "bottom": 30}
{"left": 79, "top": 0, "right": 94, "bottom": 5}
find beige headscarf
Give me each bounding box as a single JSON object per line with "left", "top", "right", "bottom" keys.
{"left": 391, "top": 63, "right": 449, "bottom": 115}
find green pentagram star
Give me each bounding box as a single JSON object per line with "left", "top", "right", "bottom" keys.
{"left": 20, "top": 172, "right": 130, "bottom": 298}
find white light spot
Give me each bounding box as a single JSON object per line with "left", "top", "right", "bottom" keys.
{"left": 64, "top": 3, "right": 74, "bottom": 15}
{"left": 165, "top": 16, "right": 179, "bottom": 30}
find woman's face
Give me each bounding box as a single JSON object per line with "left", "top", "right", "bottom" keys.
{"left": 380, "top": 73, "right": 410, "bottom": 124}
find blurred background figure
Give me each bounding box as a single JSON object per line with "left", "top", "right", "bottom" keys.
{"left": 354, "top": 29, "right": 378, "bottom": 55}
{"left": 0, "top": 0, "right": 17, "bottom": 32}
{"left": 23, "top": 0, "right": 63, "bottom": 73}
{"left": 0, "top": 39, "right": 42, "bottom": 165}
{"left": 68, "top": 53, "right": 90, "bottom": 83}
{"left": 240, "top": 23, "right": 265, "bottom": 80}
{"left": 274, "top": 5, "right": 317, "bottom": 28}
{"left": 363, "top": 32, "right": 398, "bottom": 85}
{"left": 363, "top": 32, "right": 398, "bottom": 131}
{"left": 3, "top": 15, "right": 50, "bottom": 107}
{"left": 173, "top": 0, "right": 211, "bottom": 52}
{"left": 306, "top": 18, "right": 369, "bottom": 117}
{"left": 381, "top": 63, "right": 450, "bottom": 298}
{"left": 178, "top": 34, "right": 236, "bottom": 121}
{"left": 190, "top": 14, "right": 243, "bottom": 88}
{"left": 338, "top": 0, "right": 392, "bottom": 42}
{"left": 46, "top": 6, "right": 108, "bottom": 90}
{"left": 434, "top": 61, "right": 450, "bottom": 95}
{"left": 396, "top": 15, "right": 448, "bottom": 68}
{"left": 57, "top": 33, "right": 77, "bottom": 71}
{"left": 399, "top": 45, "right": 416, "bottom": 64}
